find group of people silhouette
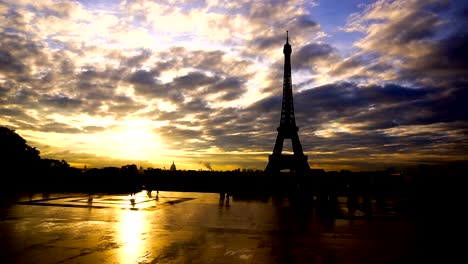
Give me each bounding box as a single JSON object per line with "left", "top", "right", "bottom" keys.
{"left": 219, "top": 192, "right": 230, "bottom": 207}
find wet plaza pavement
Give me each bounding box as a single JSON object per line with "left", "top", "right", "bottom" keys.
{"left": 0, "top": 191, "right": 418, "bottom": 263}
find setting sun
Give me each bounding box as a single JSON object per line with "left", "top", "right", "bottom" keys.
{"left": 104, "top": 122, "right": 161, "bottom": 161}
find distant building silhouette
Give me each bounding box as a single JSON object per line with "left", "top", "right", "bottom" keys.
{"left": 170, "top": 161, "right": 176, "bottom": 171}
{"left": 265, "top": 32, "right": 310, "bottom": 174}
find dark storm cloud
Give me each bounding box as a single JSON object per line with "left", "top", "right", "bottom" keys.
{"left": 4, "top": 119, "right": 38, "bottom": 131}
{"left": 129, "top": 69, "right": 172, "bottom": 100}
{"left": 131, "top": 68, "right": 247, "bottom": 103}
{"left": 73, "top": 63, "right": 123, "bottom": 88}
{"left": 392, "top": 3, "right": 467, "bottom": 84}
{"left": 213, "top": 133, "right": 260, "bottom": 151}
{"left": 150, "top": 99, "right": 212, "bottom": 127}
{"left": 249, "top": 95, "right": 282, "bottom": 114}
{"left": 59, "top": 58, "right": 74, "bottom": 75}
{"left": 351, "top": 1, "right": 445, "bottom": 47}
{"left": 411, "top": 82, "right": 468, "bottom": 124}
{"left": 405, "top": 28, "right": 468, "bottom": 81}
{"left": 170, "top": 72, "right": 245, "bottom": 101}
{"left": 107, "top": 95, "right": 145, "bottom": 115}
{"left": 173, "top": 71, "right": 219, "bottom": 90}
{"left": 1, "top": 85, "right": 39, "bottom": 106}
{"left": 455, "top": 4, "right": 468, "bottom": 20}
{"left": 293, "top": 14, "right": 319, "bottom": 29}
{"left": 183, "top": 98, "right": 211, "bottom": 112}
{"left": 39, "top": 94, "right": 82, "bottom": 109}
{"left": 0, "top": 32, "right": 49, "bottom": 69}
{"left": 439, "top": 31, "right": 468, "bottom": 71}
{"left": 157, "top": 125, "right": 203, "bottom": 147}
{"left": 301, "top": 131, "right": 395, "bottom": 155}
{"left": 204, "top": 107, "right": 240, "bottom": 126}
{"left": 345, "top": 1, "right": 468, "bottom": 87}
{"left": 251, "top": 35, "right": 285, "bottom": 51}
{"left": 235, "top": 81, "right": 468, "bottom": 162}
{"left": 292, "top": 43, "right": 335, "bottom": 70}
{"left": 153, "top": 102, "right": 277, "bottom": 152}
{"left": 0, "top": 31, "right": 75, "bottom": 119}
{"left": 246, "top": 1, "right": 318, "bottom": 32}
{"left": 0, "top": 107, "right": 38, "bottom": 123}
{"left": 167, "top": 48, "right": 251, "bottom": 79}
{"left": 181, "top": 50, "right": 224, "bottom": 73}
{"left": 78, "top": 86, "right": 113, "bottom": 101}
{"left": 387, "top": 11, "right": 440, "bottom": 44}
{"left": 83, "top": 126, "right": 107, "bottom": 133}
{"left": 154, "top": 110, "right": 186, "bottom": 121}
{"left": 203, "top": 113, "right": 275, "bottom": 151}
{"left": 39, "top": 122, "right": 82, "bottom": 134}
{"left": 0, "top": 86, "right": 8, "bottom": 102}
{"left": 329, "top": 57, "right": 362, "bottom": 76}
{"left": 129, "top": 69, "right": 160, "bottom": 86}
{"left": 181, "top": 104, "right": 277, "bottom": 152}
{"left": 328, "top": 53, "right": 393, "bottom": 79}
{"left": 126, "top": 47, "right": 252, "bottom": 105}
{"left": 293, "top": 82, "right": 442, "bottom": 130}
{"left": 304, "top": 122, "right": 468, "bottom": 169}
{"left": 2, "top": 7, "right": 27, "bottom": 30}
{"left": 218, "top": 1, "right": 320, "bottom": 62}
{"left": 0, "top": 50, "right": 26, "bottom": 73}
{"left": 209, "top": 76, "right": 247, "bottom": 101}
{"left": 26, "top": 1, "right": 77, "bottom": 19}
{"left": 120, "top": 49, "right": 153, "bottom": 68}
{"left": 213, "top": 76, "right": 243, "bottom": 91}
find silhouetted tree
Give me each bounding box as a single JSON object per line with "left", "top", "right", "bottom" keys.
{"left": 0, "top": 127, "right": 40, "bottom": 171}
{"left": 0, "top": 127, "right": 40, "bottom": 166}
{"left": 0, "top": 127, "right": 41, "bottom": 191}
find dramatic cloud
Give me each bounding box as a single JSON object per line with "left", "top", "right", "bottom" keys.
{"left": 1, "top": 0, "right": 466, "bottom": 171}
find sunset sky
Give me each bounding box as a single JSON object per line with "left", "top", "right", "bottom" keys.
{"left": 1, "top": 0, "right": 467, "bottom": 171}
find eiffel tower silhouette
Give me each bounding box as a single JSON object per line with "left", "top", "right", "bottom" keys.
{"left": 265, "top": 31, "right": 310, "bottom": 174}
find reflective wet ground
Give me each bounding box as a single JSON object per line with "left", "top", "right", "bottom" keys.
{"left": 0, "top": 191, "right": 417, "bottom": 263}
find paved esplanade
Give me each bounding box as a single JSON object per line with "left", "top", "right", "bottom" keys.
{"left": 1, "top": 192, "right": 416, "bottom": 263}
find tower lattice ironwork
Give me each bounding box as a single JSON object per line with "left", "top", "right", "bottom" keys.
{"left": 265, "top": 31, "right": 310, "bottom": 174}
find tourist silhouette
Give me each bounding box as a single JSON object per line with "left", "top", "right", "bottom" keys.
{"left": 225, "top": 193, "right": 230, "bottom": 207}
{"left": 219, "top": 192, "right": 225, "bottom": 206}
{"left": 87, "top": 194, "right": 93, "bottom": 205}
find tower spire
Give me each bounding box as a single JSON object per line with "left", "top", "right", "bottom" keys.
{"left": 265, "top": 33, "right": 310, "bottom": 175}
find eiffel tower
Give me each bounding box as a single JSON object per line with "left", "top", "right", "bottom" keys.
{"left": 265, "top": 31, "right": 310, "bottom": 174}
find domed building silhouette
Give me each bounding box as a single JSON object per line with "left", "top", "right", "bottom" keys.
{"left": 170, "top": 161, "right": 176, "bottom": 171}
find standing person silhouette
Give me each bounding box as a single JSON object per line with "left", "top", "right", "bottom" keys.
{"left": 219, "top": 192, "right": 225, "bottom": 206}
{"left": 225, "top": 193, "right": 230, "bottom": 207}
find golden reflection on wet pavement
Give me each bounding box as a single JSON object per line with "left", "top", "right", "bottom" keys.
{"left": 0, "top": 191, "right": 417, "bottom": 263}
{"left": 118, "top": 209, "right": 147, "bottom": 263}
